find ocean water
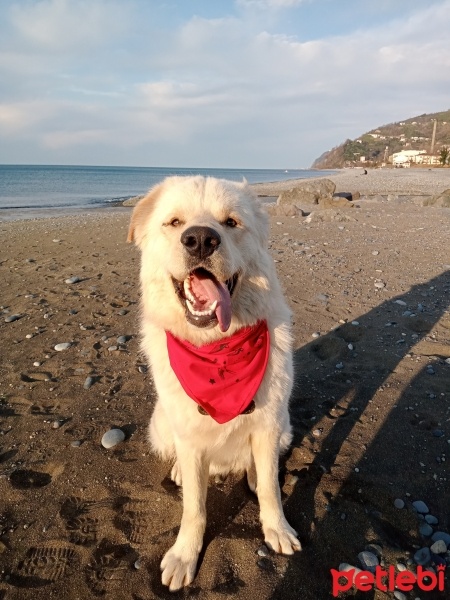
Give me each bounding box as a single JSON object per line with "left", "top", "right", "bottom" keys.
{"left": 0, "top": 164, "right": 336, "bottom": 220}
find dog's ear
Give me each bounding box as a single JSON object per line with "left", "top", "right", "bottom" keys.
{"left": 127, "top": 184, "right": 162, "bottom": 246}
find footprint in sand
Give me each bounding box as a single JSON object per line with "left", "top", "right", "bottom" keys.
{"left": 10, "top": 541, "right": 80, "bottom": 588}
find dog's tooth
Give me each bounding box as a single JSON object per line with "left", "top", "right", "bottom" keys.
{"left": 186, "top": 299, "right": 196, "bottom": 314}
{"left": 209, "top": 300, "right": 218, "bottom": 312}
{"left": 184, "top": 280, "right": 195, "bottom": 303}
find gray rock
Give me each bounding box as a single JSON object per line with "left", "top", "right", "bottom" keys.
{"left": 54, "top": 342, "right": 72, "bottom": 351}
{"left": 430, "top": 539, "right": 447, "bottom": 554}
{"left": 431, "top": 531, "right": 450, "bottom": 545}
{"left": 425, "top": 514, "right": 438, "bottom": 525}
{"left": 71, "top": 440, "right": 82, "bottom": 447}
{"left": 83, "top": 376, "right": 96, "bottom": 390}
{"left": 335, "top": 362, "right": 344, "bottom": 370}
{"left": 396, "top": 563, "right": 407, "bottom": 572}
{"left": 101, "top": 428, "right": 125, "bottom": 449}
{"left": 365, "top": 543, "right": 382, "bottom": 558}
{"left": 419, "top": 523, "right": 433, "bottom": 537}
{"left": 394, "top": 498, "right": 405, "bottom": 509}
{"left": 312, "top": 332, "right": 320, "bottom": 339}
{"left": 5, "top": 314, "right": 21, "bottom": 323}
{"left": 412, "top": 500, "right": 429, "bottom": 514}
{"left": 117, "top": 335, "right": 128, "bottom": 344}
{"left": 278, "top": 178, "right": 336, "bottom": 207}
{"left": 358, "top": 550, "right": 379, "bottom": 572}
{"left": 257, "top": 545, "right": 270, "bottom": 557}
{"left": 65, "top": 276, "right": 80, "bottom": 284}
{"left": 394, "top": 591, "right": 407, "bottom": 600}
{"left": 413, "top": 547, "right": 431, "bottom": 566}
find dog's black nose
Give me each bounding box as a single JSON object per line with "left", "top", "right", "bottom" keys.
{"left": 181, "top": 226, "right": 221, "bottom": 260}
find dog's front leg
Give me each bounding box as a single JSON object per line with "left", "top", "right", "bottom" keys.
{"left": 161, "top": 444, "right": 209, "bottom": 591}
{"left": 251, "top": 430, "right": 301, "bottom": 554}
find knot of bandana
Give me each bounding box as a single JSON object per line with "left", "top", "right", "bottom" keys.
{"left": 166, "top": 320, "right": 270, "bottom": 424}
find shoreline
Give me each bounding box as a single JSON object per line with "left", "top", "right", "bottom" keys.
{"left": 1, "top": 167, "right": 450, "bottom": 222}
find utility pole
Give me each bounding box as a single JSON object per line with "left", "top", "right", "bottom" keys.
{"left": 430, "top": 119, "right": 437, "bottom": 154}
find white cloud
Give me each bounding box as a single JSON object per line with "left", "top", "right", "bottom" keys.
{"left": 0, "top": 0, "right": 449, "bottom": 166}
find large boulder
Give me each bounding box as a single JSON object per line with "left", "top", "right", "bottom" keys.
{"left": 277, "top": 178, "right": 336, "bottom": 206}
{"left": 422, "top": 189, "right": 450, "bottom": 208}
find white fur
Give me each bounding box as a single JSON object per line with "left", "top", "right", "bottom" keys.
{"left": 128, "top": 176, "right": 301, "bottom": 591}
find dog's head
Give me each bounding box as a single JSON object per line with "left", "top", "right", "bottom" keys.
{"left": 128, "top": 176, "right": 271, "bottom": 338}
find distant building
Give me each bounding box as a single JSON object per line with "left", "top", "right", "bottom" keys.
{"left": 390, "top": 149, "right": 439, "bottom": 167}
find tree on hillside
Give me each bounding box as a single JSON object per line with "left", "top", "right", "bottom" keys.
{"left": 439, "top": 146, "right": 449, "bottom": 166}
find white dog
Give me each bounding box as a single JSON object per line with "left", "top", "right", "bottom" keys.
{"left": 128, "top": 176, "right": 301, "bottom": 591}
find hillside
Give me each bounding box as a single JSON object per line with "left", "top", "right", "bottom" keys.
{"left": 312, "top": 109, "right": 450, "bottom": 168}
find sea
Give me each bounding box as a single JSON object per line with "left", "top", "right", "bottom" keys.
{"left": 0, "top": 164, "right": 336, "bottom": 221}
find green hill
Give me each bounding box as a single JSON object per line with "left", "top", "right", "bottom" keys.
{"left": 312, "top": 109, "right": 450, "bottom": 168}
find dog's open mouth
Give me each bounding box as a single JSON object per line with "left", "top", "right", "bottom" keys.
{"left": 173, "top": 268, "right": 238, "bottom": 332}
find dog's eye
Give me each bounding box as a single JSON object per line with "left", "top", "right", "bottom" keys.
{"left": 225, "top": 217, "right": 238, "bottom": 228}
{"left": 169, "top": 218, "right": 181, "bottom": 227}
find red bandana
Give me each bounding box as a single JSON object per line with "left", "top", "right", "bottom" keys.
{"left": 166, "top": 320, "right": 270, "bottom": 424}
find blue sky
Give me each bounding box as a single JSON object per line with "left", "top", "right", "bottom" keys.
{"left": 0, "top": 0, "right": 449, "bottom": 168}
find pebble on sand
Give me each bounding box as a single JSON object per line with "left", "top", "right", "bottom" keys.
{"left": 65, "top": 276, "right": 80, "bottom": 284}
{"left": 413, "top": 547, "right": 431, "bottom": 566}
{"left": 54, "top": 342, "right": 72, "bottom": 351}
{"left": 412, "top": 500, "right": 429, "bottom": 514}
{"left": 394, "top": 498, "right": 405, "bottom": 509}
{"left": 101, "top": 428, "right": 125, "bottom": 449}
{"left": 5, "top": 314, "right": 21, "bottom": 323}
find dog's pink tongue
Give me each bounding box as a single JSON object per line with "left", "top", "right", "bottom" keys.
{"left": 191, "top": 271, "right": 232, "bottom": 332}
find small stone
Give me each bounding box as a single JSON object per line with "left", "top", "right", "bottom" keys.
{"left": 118, "top": 309, "right": 128, "bottom": 316}
{"left": 101, "top": 428, "right": 125, "bottom": 449}
{"left": 71, "top": 440, "right": 82, "bottom": 447}
{"left": 351, "top": 321, "right": 359, "bottom": 326}
{"left": 394, "top": 498, "right": 405, "bottom": 509}
{"left": 347, "top": 343, "right": 354, "bottom": 350}
{"left": 83, "top": 376, "right": 96, "bottom": 390}
{"left": 412, "top": 500, "right": 429, "bottom": 514}
{"left": 134, "top": 558, "right": 142, "bottom": 569}
{"left": 413, "top": 547, "right": 431, "bottom": 566}
{"left": 257, "top": 557, "right": 273, "bottom": 571}
{"left": 358, "top": 550, "right": 378, "bottom": 573}
{"left": 430, "top": 539, "right": 447, "bottom": 554}
{"left": 338, "top": 563, "right": 362, "bottom": 575}
{"left": 312, "top": 429, "right": 321, "bottom": 437}
{"left": 65, "top": 276, "right": 80, "bottom": 284}
{"left": 54, "top": 342, "right": 71, "bottom": 351}
{"left": 419, "top": 523, "right": 433, "bottom": 537}
{"left": 108, "top": 345, "right": 118, "bottom": 352}
{"left": 395, "top": 300, "right": 407, "bottom": 306}
{"left": 394, "top": 591, "right": 407, "bottom": 600}
{"left": 117, "top": 335, "right": 128, "bottom": 344}
{"left": 257, "top": 545, "right": 269, "bottom": 557}
{"left": 312, "top": 332, "right": 320, "bottom": 339}
{"left": 52, "top": 420, "right": 62, "bottom": 429}
{"left": 445, "top": 357, "right": 450, "bottom": 365}
{"left": 138, "top": 365, "right": 147, "bottom": 374}
{"left": 431, "top": 531, "right": 450, "bottom": 545}
{"left": 374, "top": 281, "right": 385, "bottom": 289}
{"left": 365, "top": 543, "right": 382, "bottom": 558}
{"left": 335, "top": 362, "right": 344, "bottom": 369}
{"left": 396, "top": 563, "right": 407, "bottom": 572}
{"left": 372, "top": 250, "right": 379, "bottom": 255}
{"left": 33, "top": 361, "right": 41, "bottom": 367}
{"left": 427, "top": 366, "right": 435, "bottom": 375}
{"left": 433, "top": 429, "right": 444, "bottom": 437}
{"left": 5, "top": 314, "right": 21, "bottom": 323}
{"left": 425, "top": 514, "right": 438, "bottom": 525}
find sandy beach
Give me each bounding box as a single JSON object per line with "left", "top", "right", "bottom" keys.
{"left": 1, "top": 168, "right": 450, "bottom": 599}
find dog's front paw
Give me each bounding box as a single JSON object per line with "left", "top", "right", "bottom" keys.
{"left": 161, "top": 544, "right": 199, "bottom": 591}
{"left": 263, "top": 519, "right": 301, "bottom": 555}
